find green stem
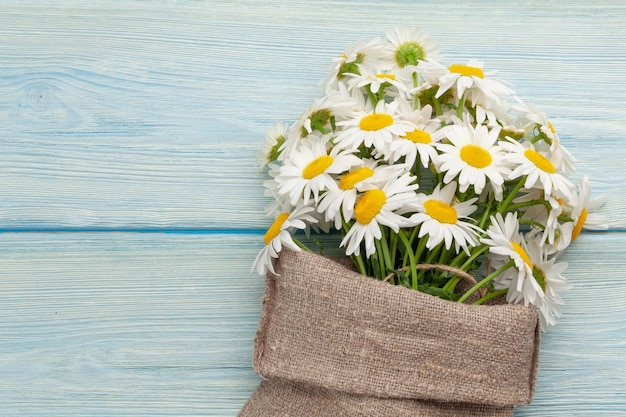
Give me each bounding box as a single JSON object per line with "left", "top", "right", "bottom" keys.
{"left": 379, "top": 227, "right": 394, "bottom": 276}
{"left": 457, "top": 259, "right": 515, "bottom": 304}
{"left": 366, "top": 85, "right": 378, "bottom": 107}
{"left": 374, "top": 240, "right": 385, "bottom": 279}
{"left": 311, "top": 121, "right": 330, "bottom": 135}
{"left": 498, "top": 176, "right": 527, "bottom": 214}
{"left": 459, "top": 245, "right": 489, "bottom": 271}
{"left": 456, "top": 92, "right": 466, "bottom": 119}
{"left": 398, "top": 231, "right": 418, "bottom": 289}
{"left": 292, "top": 236, "right": 312, "bottom": 252}
{"left": 472, "top": 288, "right": 508, "bottom": 305}
{"left": 506, "top": 199, "right": 553, "bottom": 212}
{"left": 433, "top": 96, "right": 444, "bottom": 119}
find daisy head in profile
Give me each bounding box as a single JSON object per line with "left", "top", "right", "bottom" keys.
{"left": 344, "top": 66, "right": 414, "bottom": 98}
{"left": 524, "top": 237, "right": 572, "bottom": 329}
{"left": 259, "top": 122, "right": 288, "bottom": 168}
{"left": 321, "top": 36, "right": 393, "bottom": 94}
{"left": 252, "top": 203, "right": 319, "bottom": 275}
{"left": 436, "top": 122, "right": 511, "bottom": 200}
{"left": 515, "top": 99, "right": 576, "bottom": 174}
{"left": 502, "top": 138, "right": 573, "bottom": 199}
{"left": 419, "top": 59, "right": 513, "bottom": 109}
{"left": 568, "top": 175, "right": 609, "bottom": 241}
{"left": 340, "top": 172, "right": 419, "bottom": 257}
{"left": 281, "top": 92, "right": 357, "bottom": 157}
{"left": 408, "top": 182, "right": 482, "bottom": 254}
{"left": 482, "top": 212, "right": 537, "bottom": 304}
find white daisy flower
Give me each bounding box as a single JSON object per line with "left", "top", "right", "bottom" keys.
{"left": 501, "top": 138, "right": 574, "bottom": 199}
{"left": 380, "top": 104, "right": 444, "bottom": 168}
{"left": 386, "top": 27, "right": 442, "bottom": 68}
{"left": 252, "top": 204, "right": 319, "bottom": 275}
{"left": 515, "top": 101, "right": 576, "bottom": 174}
{"left": 408, "top": 182, "right": 483, "bottom": 254}
{"left": 481, "top": 212, "right": 537, "bottom": 303}
{"left": 281, "top": 92, "right": 357, "bottom": 158}
{"left": 340, "top": 173, "right": 420, "bottom": 257}
{"left": 415, "top": 59, "right": 449, "bottom": 87}
{"left": 321, "top": 37, "right": 393, "bottom": 94}
{"left": 524, "top": 237, "right": 572, "bottom": 329}
{"left": 345, "top": 66, "right": 413, "bottom": 97}
{"left": 513, "top": 188, "right": 575, "bottom": 253}
{"left": 317, "top": 159, "right": 403, "bottom": 230}
{"left": 335, "top": 98, "right": 416, "bottom": 152}
{"left": 259, "top": 122, "right": 288, "bottom": 168}
{"left": 436, "top": 123, "right": 511, "bottom": 199}
{"left": 420, "top": 59, "right": 513, "bottom": 108}
{"left": 275, "top": 134, "right": 361, "bottom": 206}
{"left": 569, "top": 175, "right": 609, "bottom": 241}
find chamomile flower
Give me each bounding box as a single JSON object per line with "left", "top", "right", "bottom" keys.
{"left": 281, "top": 93, "right": 357, "bottom": 158}
{"left": 259, "top": 122, "right": 288, "bottom": 168}
{"left": 317, "top": 159, "right": 403, "bottom": 230}
{"left": 502, "top": 139, "right": 573, "bottom": 199}
{"left": 524, "top": 237, "right": 572, "bottom": 329}
{"left": 335, "top": 98, "right": 416, "bottom": 152}
{"left": 569, "top": 175, "right": 609, "bottom": 241}
{"left": 386, "top": 27, "right": 441, "bottom": 69}
{"left": 408, "top": 182, "right": 482, "bottom": 254}
{"left": 481, "top": 213, "right": 536, "bottom": 303}
{"left": 252, "top": 204, "right": 319, "bottom": 275}
{"left": 340, "top": 173, "right": 419, "bottom": 257}
{"left": 436, "top": 123, "right": 511, "bottom": 199}
{"left": 379, "top": 104, "right": 444, "bottom": 168}
{"left": 425, "top": 59, "right": 513, "bottom": 108}
{"left": 321, "top": 37, "right": 393, "bottom": 94}
{"left": 345, "top": 66, "right": 413, "bottom": 97}
{"left": 516, "top": 100, "right": 576, "bottom": 174}
{"left": 512, "top": 187, "right": 571, "bottom": 251}
{"left": 275, "top": 134, "right": 361, "bottom": 206}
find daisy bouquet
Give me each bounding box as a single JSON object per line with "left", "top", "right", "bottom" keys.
{"left": 253, "top": 27, "right": 608, "bottom": 329}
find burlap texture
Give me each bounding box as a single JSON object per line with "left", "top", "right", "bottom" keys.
{"left": 240, "top": 249, "right": 540, "bottom": 416}
{"left": 240, "top": 379, "right": 514, "bottom": 417}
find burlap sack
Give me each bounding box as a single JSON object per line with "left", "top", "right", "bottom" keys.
{"left": 239, "top": 249, "right": 540, "bottom": 416}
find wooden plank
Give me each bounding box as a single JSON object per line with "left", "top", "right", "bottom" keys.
{"left": 0, "top": 232, "right": 624, "bottom": 415}
{"left": 0, "top": 1, "right": 624, "bottom": 229}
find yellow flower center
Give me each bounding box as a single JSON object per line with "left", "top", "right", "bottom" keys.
{"left": 402, "top": 129, "right": 432, "bottom": 144}
{"left": 511, "top": 241, "right": 533, "bottom": 269}
{"left": 460, "top": 144, "right": 492, "bottom": 168}
{"left": 264, "top": 212, "right": 290, "bottom": 245}
{"left": 524, "top": 149, "right": 556, "bottom": 174}
{"left": 359, "top": 113, "right": 394, "bottom": 131}
{"left": 448, "top": 64, "right": 485, "bottom": 79}
{"left": 302, "top": 155, "right": 333, "bottom": 180}
{"left": 376, "top": 73, "right": 396, "bottom": 80}
{"left": 355, "top": 189, "right": 386, "bottom": 224}
{"left": 572, "top": 208, "right": 588, "bottom": 240}
{"left": 548, "top": 121, "right": 556, "bottom": 134}
{"left": 424, "top": 199, "right": 458, "bottom": 224}
{"left": 339, "top": 167, "right": 375, "bottom": 191}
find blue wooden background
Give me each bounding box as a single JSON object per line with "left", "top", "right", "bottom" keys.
{"left": 1, "top": 1, "right": 625, "bottom": 415}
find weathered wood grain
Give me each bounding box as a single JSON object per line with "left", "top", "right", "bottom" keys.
{"left": 0, "top": 232, "right": 624, "bottom": 415}
{"left": 0, "top": 1, "right": 624, "bottom": 229}
{"left": 1, "top": 1, "right": 625, "bottom": 416}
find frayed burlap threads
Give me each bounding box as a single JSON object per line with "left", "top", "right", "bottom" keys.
{"left": 240, "top": 249, "right": 540, "bottom": 417}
